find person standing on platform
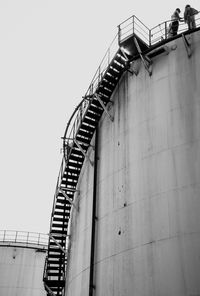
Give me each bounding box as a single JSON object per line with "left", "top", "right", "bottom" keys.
{"left": 170, "top": 8, "right": 183, "bottom": 36}
{"left": 184, "top": 5, "right": 198, "bottom": 30}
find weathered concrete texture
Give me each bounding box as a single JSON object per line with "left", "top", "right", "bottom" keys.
{"left": 0, "top": 245, "right": 46, "bottom": 295}
{"left": 65, "top": 31, "right": 200, "bottom": 296}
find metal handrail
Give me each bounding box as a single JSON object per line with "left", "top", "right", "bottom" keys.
{"left": 0, "top": 230, "right": 48, "bottom": 246}
{"left": 118, "top": 15, "right": 150, "bottom": 45}
{"left": 119, "top": 12, "right": 200, "bottom": 46}
{"left": 62, "top": 33, "right": 119, "bottom": 158}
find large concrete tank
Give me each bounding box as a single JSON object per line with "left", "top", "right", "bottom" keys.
{"left": 0, "top": 230, "right": 48, "bottom": 296}
{"left": 65, "top": 30, "right": 200, "bottom": 296}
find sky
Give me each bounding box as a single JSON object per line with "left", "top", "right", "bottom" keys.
{"left": 0, "top": 0, "right": 199, "bottom": 235}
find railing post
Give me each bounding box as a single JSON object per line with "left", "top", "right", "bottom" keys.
{"left": 27, "top": 232, "right": 29, "bottom": 244}
{"left": 165, "top": 21, "right": 167, "bottom": 40}
{"left": 15, "top": 231, "right": 17, "bottom": 242}
{"left": 108, "top": 48, "right": 110, "bottom": 66}
{"left": 118, "top": 25, "right": 121, "bottom": 45}
{"left": 133, "top": 15, "right": 135, "bottom": 35}
{"left": 3, "top": 230, "right": 6, "bottom": 242}
{"left": 98, "top": 66, "right": 101, "bottom": 85}
{"left": 149, "top": 29, "right": 151, "bottom": 46}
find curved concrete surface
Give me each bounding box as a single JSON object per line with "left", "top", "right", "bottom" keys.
{"left": 65, "top": 31, "right": 200, "bottom": 296}
{"left": 0, "top": 232, "right": 47, "bottom": 296}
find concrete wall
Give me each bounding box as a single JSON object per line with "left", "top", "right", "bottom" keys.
{"left": 65, "top": 31, "right": 200, "bottom": 296}
{"left": 0, "top": 244, "right": 46, "bottom": 296}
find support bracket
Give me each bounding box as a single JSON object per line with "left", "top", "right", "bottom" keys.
{"left": 48, "top": 233, "right": 67, "bottom": 255}
{"left": 59, "top": 187, "right": 80, "bottom": 193}
{"left": 120, "top": 47, "right": 129, "bottom": 61}
{"left": 95, "top": 94, "right": 114, "bottom": 122}
{"left": 44, "top": 283, "right": 57, "bottom": 296}
{"left": 133, "top": 37, "right": 152, "bottom": 76}
{"left": 74, "top": 139, "right": 94, "bottom": 166}
{"left": 58, "top": 188, "right": 79, "bottom": 211}
{"left": 120, "top": 47, "right": 135, "bottom": 75}
{"left": 182, "top": 34, "right": 192, "bottom": 57}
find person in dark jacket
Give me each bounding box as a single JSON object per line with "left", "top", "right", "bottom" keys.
{"left": 184, "top": 5, "right": 198, "bottom": 30}
{"left": 170, "top": 8, "right": 183, "bottom": 36}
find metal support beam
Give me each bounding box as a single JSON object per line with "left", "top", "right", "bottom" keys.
{"left": 133, "top": 37, "right": 152, "bottom": 76}
{"left": 59, "top": 187, "right": 80, "bottom": 193}
{"left": 58, "top": 188, "right": 79, "bottom": 211}
{"left": 120, "top": 47, "right": 134, "bottom": 75}
{"left": 74, "top": 139, "right": 94, "bottom": 166}
{"left": 48, "top": 233, "right": 68, "bottom": 255}
{"left": 64, "top": 137, "right": 95, "bottom": 152}
{"left": 182, "top": 34, "right": 192, "bottom": 57}
{"left": 120, "top": 47, "right": 129, "bottom": 61}
{"left": 44, "top": 283, "right": 56, "bottom": 296}
{"left": 95, "top": 94, "right": 114, "bottom": 122}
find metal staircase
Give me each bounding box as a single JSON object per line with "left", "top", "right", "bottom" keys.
{"left": 43, "top": 45, "right": 131, "bottom": 296}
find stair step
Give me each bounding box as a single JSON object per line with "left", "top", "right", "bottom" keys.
{"left": 82, "top": 117, "right": 97, "bottom": 126}
{"left": 76, "top": 135, "right": 91, "bottom": 146}
{"left": 55, "top": 204, "right": 70, "bottom": 210}
{"left": 53, "top": 216, "right": 69, "bottom": 222}
{"left": 64, "top": 167, "right": 80, "bottom": 175}
{"left": 62, "top": 173, "right": 79, "bottom": 181}
{"left": 107, "top": 67, "right": 120, "bottom": 77}
{"left": 86, "top": 110, "right": 101, "bottom": 120}
{"left": 68, "top": 160, "right": 82, "bottom": 169}
{"left": 49, "top": 248, "right": 65, "bottom": 253}
{"left": 98, "top": 87, "right": 112, "bottom": 97}
{"left": 57, "top": 191, "right": 74, "bottom": 199}
{"left": 48, "top": 253, "right": 65, "bottom": 258}
{"left": 69, "top": 154, "right": 84, "bottom": 162}
{"left": 113, "top": 60, "right": 124, "bottom": 71}
{"left": 104, "top": 71, "right": 118, "bottom": 82}
{"left": 52, "top": 222, "right": 67, "bottom": 228}
{"left": 81, "top": 122, "right": 95, "bottom": 133}
{"left": 61, "top": 180, "right": 77, "bottom": 187}
{"left": 78, "top": 129, "right": 93, "bottom": 138}
{"left": 51, "top": 229, "right": 67, "bottom": 235}
{"left": 70, "top": 147, "right": 83, "bottom": 156}
{"left": 55, "top": 198, "right": 68, "bottom": 204}
{"left": 44, "top": 280, "right": 65, "bottom": 287}
{"left": 56, "top": 197, "right": 72, "bottom": 203}
{"left": 54, "top": 211, "right": 70, "bottom": 216}
{"left": 47, "top": 272, "right": 64, "bottom": 276}
{"left": 88, "top": 104, "right": 103, "bottom": 114}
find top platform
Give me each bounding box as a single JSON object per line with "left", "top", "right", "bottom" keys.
{"left": 118, "top": 13, "right": 200, "bottom": 56}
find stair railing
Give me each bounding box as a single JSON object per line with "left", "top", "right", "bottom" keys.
{"left": 118, "top": 15, "right": 150, "bottom": 45}
{"left": 0, "top": 230, "right": 48, "bottom": 246}
{"left": 62, "top": 33, "right": 119, "bottom": 157}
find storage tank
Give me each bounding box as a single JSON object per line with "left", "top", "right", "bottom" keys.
{"left": 0, "top": 230, "right": 48, "bottom": 296}
{"left": 44, "top": 15, "right": 200, "bottom": 296}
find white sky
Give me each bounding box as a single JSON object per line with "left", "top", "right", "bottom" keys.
{"left": 0, "top": 0, "right": 199, "bottom": 235}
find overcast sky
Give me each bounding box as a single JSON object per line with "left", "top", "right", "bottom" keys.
{"left": 0, "top": 0, "right": 199, "bottom": 235}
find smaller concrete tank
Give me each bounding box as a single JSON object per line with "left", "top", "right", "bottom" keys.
{"left": 0, "top": 230, "right": 48, "bottom": 296}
